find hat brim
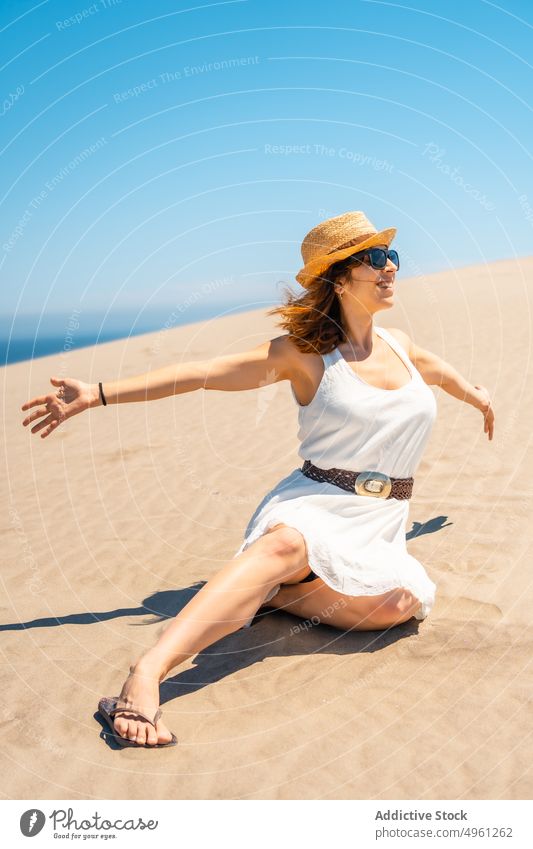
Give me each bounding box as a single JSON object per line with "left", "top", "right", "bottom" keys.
{"left": 295, "top": 227, "right": 397, "bottom": 287}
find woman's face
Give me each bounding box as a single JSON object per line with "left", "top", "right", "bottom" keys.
{"left": 336, "top": 244, "right": 398, "bottom": 313}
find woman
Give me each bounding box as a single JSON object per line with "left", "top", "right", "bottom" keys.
{"left": 21, "top": 211, "right": 494, "bottom": 749}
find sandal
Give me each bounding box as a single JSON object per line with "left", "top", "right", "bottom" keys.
{"left": 98, "top": 696, "right": 178, "bottom": 748}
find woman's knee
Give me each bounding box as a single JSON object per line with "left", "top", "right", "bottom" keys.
{"left": 368, "top": 587, "right": 421, "bottom": 627}
{"left": 256, "top": 523, "right": 308, "bottom": 566}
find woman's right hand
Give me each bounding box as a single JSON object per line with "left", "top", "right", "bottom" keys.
{"left": 473, "top": 383, "right": 494, "bottom": 441}
{"left": 21, "top": 377, "right": 99, "bottom": 439}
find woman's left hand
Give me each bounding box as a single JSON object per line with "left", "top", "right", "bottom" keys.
{"left": 473, "top": 384, "right": 494, "bottom": 441}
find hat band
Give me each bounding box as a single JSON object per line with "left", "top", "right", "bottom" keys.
{"left": 325, "top": 232, "right": 376, "bottom": 255}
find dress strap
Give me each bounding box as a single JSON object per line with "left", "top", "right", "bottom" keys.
{"left": 321, "top": 347, "right": 345, "bottom": 368}
{"left": 374, "top": 326, "right": 413, "bottom": 371}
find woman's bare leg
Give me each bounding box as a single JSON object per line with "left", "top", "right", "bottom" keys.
{"left": 268, "top": 578, "right": 423, "bottom": 631}
{"left": 110, "top": 524, "right": 311, "bottom": 745}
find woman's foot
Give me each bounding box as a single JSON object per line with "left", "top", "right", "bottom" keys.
{"left": 111, "top": 659, "right": 174, "bottom": 746}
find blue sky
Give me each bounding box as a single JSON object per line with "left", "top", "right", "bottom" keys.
{"left": 1, "top": 0, "right": 532, "bottom": 328}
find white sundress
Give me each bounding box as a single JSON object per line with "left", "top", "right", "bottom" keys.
{"left": 233, "top": 324, "right": 438, "bottom": 623}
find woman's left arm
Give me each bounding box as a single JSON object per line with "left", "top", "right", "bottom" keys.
{"left": 391, "top": 329, "right": 494, "bottom": 441}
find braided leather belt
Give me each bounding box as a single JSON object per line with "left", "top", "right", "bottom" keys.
{"left": 301, "top": 459, "right": 413, "bottom": 500}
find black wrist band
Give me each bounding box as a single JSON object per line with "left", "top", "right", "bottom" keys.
{"left": 98, "top": 382, "right": 107, "bottom": 406}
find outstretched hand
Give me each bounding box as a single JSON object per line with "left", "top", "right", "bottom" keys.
{"left": 21, "top": 377, "right": 97, "bottom": 439}
{"left": 473, "top": 384, "right": 494, "bottom": 441}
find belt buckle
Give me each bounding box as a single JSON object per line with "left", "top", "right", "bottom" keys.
{"left": 354, "top": 471, "right": 392, "bottom": 498}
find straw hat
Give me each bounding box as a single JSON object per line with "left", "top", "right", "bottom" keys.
{"left": 295, "top": 211, "right": 397, "bottom": 288}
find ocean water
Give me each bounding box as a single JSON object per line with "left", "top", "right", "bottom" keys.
{"left": 0, "top": 303, "right": 258, "bottom": 366}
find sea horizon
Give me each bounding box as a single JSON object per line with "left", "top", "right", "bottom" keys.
{"left": 0, "top": 301, "right": 271, "bottom": 367}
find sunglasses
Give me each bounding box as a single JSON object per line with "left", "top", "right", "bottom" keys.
{"left": 349, "top": 248, "right": 400, "bottom": 270}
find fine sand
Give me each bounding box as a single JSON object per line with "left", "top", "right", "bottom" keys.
{"left": 2, "top": 256, "right": 532, "bottom": 800}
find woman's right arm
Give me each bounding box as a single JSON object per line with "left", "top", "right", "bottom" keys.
{"left": 21, "top": 334, "right": 300, "bottom": 439}
{"left": 99, "top": 334, "right": 297, "bottom": 403}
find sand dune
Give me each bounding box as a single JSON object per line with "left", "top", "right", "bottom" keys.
{"left": 2, "top": 256, "right": 532, "bottom": 799}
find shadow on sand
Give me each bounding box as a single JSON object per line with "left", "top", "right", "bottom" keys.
{"left": 2, "top": 517, "right": 442, "bottom": 749}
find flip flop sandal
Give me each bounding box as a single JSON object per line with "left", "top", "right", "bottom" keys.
{"left": 98, "top": 696, "right": 178, "bottom": 748}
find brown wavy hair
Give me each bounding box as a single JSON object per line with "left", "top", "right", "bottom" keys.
{"left": 267, "top": 254, "right": 365, "bottom": 354}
